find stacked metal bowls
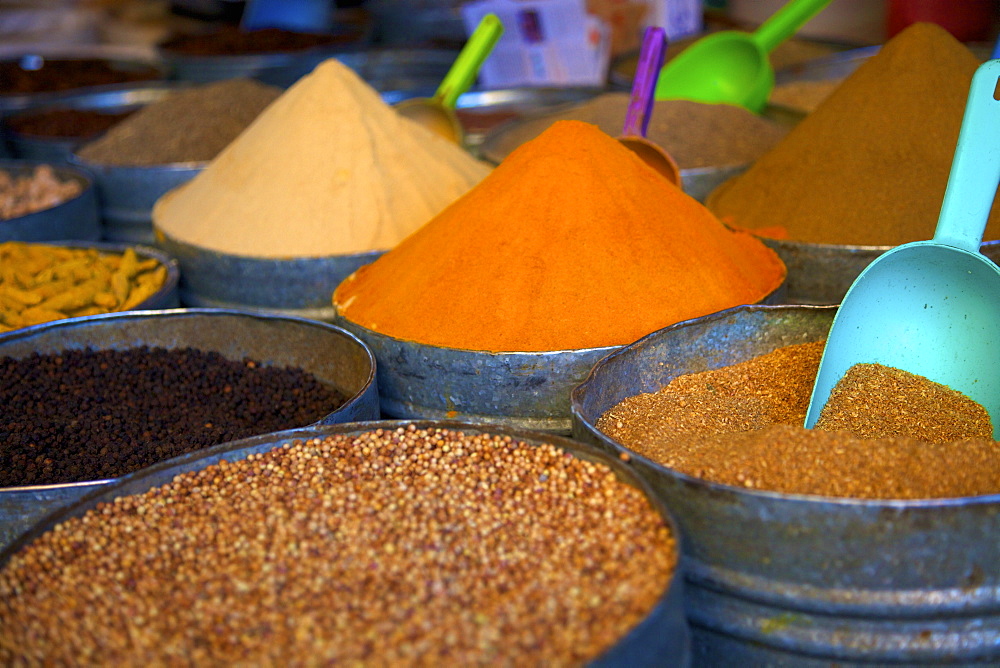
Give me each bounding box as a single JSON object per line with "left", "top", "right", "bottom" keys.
{"left": 0, "top": 308, "right": 380, "bottom": 552}
{"left": 570, "top": 304, "right": 1000, "bottom": 665}
{"left": 0, "top": 159, "right": 100, "bottom": 242}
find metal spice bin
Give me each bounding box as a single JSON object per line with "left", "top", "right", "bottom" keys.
{"left": 155, "top": 228, "right": 385, "bottom": 322}
{"left": 0, "top": 420, "right": 691, "bottom": 666}
{"left": 0, "top": 159, "right": 101, "bottom": 243}
{"left": 704, "top": 180, "right": 1000, "bottom": 305}
{"left": 333, "top": 286, "right": 787, "bottom": 436}
{"left": 570, "top": 304, "right": 1000, "bottom": 665}
{"left": 0, "top": 308, "right": 380, "bottom": 552}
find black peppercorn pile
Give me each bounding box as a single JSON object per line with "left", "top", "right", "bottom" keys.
{"left": 0, "top": 347, "right": 347, "bottom": 487}
{"left": 0, "top": 426, "right": 676, "bottom": 665}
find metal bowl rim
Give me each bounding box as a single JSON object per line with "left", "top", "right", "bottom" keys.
{"left": 0, "top": 159, "right": 96, "bottom": 225}
{"left": 154, "top": 225, "right": 388, "bottom": 263}
{"left": 570, "top": 302, "right": 1000, "bottom": 508}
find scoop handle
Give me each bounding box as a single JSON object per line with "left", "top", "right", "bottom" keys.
{"left": 435, "top": 13, "right": 504, "bottom": 109}
{"left": 933, "top": 59, "right": 1000, "bottom": 252}
{"left": 623, "top": 26, "right": 666, "bottom": 138}
{"left": 751, "top": 0, "right": 832, "bottom": 55}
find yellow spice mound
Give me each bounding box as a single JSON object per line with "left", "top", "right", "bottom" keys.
{"left": 334, "top": 120, "right": 786, "bottom": 352}
{"left": 153, "top": 58, "right": 491, "bottom": 257}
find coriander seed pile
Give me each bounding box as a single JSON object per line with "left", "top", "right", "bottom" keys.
{"left": 0, "top": 425, "right": 676, "bottom": 665}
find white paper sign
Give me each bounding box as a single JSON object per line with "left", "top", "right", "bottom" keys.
{"left": 461, "top": 0, "right": 611, "bottom": 88}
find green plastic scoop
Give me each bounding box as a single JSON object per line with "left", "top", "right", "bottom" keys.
{"left": 805, "top": 59, "right": 1000, "bottom": 439}
{"left": 395, "top": 13, "right": 504, "bottom": 144}
{"left": 654, "top": 0, "right": 832, "bottom": 113}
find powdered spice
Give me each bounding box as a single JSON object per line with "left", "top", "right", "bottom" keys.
{"left": 707, "top": 23, "right": 1000, "bottom": 246}
{"left": 153, "top": 59, "right": 490, "bottom": 257}
{"left": 598, "top": 341, "right": 1000, "bottom": 499}
{"left": 334, "top": 120, "right": 786, "bottom": 352}
{"left": 815, "top": 363, "right": 992, "bottom": 442}
{"left": 76, "top": 79, "right": 281, "bottom": 166}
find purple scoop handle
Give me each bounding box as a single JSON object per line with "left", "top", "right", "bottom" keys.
{"left": 623, "top": 26, "right": 667, "bottom": 138}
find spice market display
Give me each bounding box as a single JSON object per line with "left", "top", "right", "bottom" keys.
{"left": 1, "top": 2, "right": 1000, "bottom": 664}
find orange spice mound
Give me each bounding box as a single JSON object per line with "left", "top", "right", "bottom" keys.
{"left": 333, "top": 120, "right": 786, "bottom": 352}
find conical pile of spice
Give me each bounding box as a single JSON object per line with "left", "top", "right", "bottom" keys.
{"left": 152, "top": 59, "right": 491, "bottom": 258}
{"left": 707, "top": 23, "right": 1000, "bottom": 247}
{"left": 333, "top": 120, "right": 786, "bottom": 353}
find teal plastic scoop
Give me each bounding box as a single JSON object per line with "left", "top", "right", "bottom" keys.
{"left": 805, "top": 59, "right": 1000, "bottom": 439}
{"left": 654, "top": 0, "right": 831, "bottom": 113}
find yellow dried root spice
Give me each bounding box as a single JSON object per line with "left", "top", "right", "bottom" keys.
{"left": 0, "top": 242, "right": 167, "bottom": 331}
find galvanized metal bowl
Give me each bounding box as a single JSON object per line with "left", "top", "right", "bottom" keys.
{"left": 0, "top": 159, "right": 100, "bottom": 242}
{"left": 0, "top": 47, "right": 167, "bottom": 118}
{"left": 157, "top": 22, "right": 373, "bottom": 88}
{"left": 1, "top": 81, "right": 190, "bottom": 162}
{"left": 0, "top": 419, "right": 690, "bottom": 666}
{"left": 332, "top": 286, "right": 786, "bottom": 435}
{"left": 705, "top": 176, "right": 1000, "bottom": 305}
{"left": 0, "top": 308, "right": 380, "bottom": 552}
{"left": 0, "top": 241, "right": 181, "bottom": 331}
{"left": 570, "top": 304, "right": 1000, "bottom": 665}
{"left": 155, "top": 227, "right": 384, "bottom": 321}
{"left": 69, "top": 155, "right": 203, "bottom": 245}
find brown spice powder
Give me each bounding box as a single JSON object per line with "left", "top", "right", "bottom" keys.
{"left": 597, "top": 341, "right": 1000, "bottom": 499}
{"left": 815, "top": 363, "right": 992, "bottom": 443}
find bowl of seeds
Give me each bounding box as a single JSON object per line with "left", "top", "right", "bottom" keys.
{"left": 0, "top": 308, "right": 379, "bottom": 552}
{"left": 0, "top": 420, "right": 688, "bottom": 665}
{"left": 0, "top": 240, "right": 180, "bottom": 332}
{"left": 0, "top": 159, "right": 100, "bottom": 242}
{"left": 570, "top": 303, "right": 1000, "bottom": 665}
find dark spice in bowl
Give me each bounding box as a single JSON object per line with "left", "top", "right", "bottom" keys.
{"left": 159, "top": 26, "right": 357, "bottom": 56}
{"left": 0, "top": 58, "right": 161, "bottom": 95}
{"left": 0, "top": 346, "right": 348, "bottom": 486}
{"left": 6, "top": 108, "right": 135, "bottom": 139}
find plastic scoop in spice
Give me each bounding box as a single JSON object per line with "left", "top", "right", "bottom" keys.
{"left": 654, "top": 0, "right": 832, "bottom": 113}
{"left": 805, "top": 59, "right": 1000, "bottom": 439}
{"left": 394, "top": 13, "right": 504, "bottom": 144}
{"left": 617, "top": 26, "right": 681, "bottom": 186}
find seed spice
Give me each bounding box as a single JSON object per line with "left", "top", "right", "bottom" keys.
{"left": 0, "top": 346, "right": 346, "bottom": 486}
{"left": 597, "top": 341, "right": 1000, "bottom": 499}
{"left": 0, "top": 426, "right": 676, "bottom": 665}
